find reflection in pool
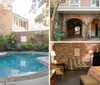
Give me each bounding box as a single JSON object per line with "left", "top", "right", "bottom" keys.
{"left": 0, "top": 53, "right": 48, "bottom": 78}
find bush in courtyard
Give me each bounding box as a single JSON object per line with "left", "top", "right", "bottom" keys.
{"left": 33, "top": 44, "right": 48, "bottom": 52}
{"left": 21, "top": 44, "right": 48, "bottom": 52}
{"left": 6, "top": 33, "right": 16, "bottom": 50}
{"left": 54, "top": 24, "right": 65, "bottom": 41}
{"left": 0, "top": 35, "right": 8, "bottom": 51}
{"left": 21, "top": 44, "right": 33, "bottom": 51}
{"left": 32, "top": 44, "right": 43, "bottom": 51}
{"left": 42, "top": 44, "right": 48, "bottom": 52}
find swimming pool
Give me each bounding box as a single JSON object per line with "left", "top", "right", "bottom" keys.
{"left": 0, "top": 53, "right": 48, "bottom": 78}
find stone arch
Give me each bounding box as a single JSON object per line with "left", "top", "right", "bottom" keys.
{"left": 89, "top": 16, "right": 100, "bottom": 23}
{"left": 65, "top": 16, "right": 85, "bottom": 24}
{"left": 65, "top": 18, "right": 83, "bottom": 38}
{"left": 63, "top": 15, "right": 85, "bottom": 38}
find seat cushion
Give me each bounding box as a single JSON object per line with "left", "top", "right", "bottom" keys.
{"left": 80, "top": 75, "right": 99, "bottom": 85}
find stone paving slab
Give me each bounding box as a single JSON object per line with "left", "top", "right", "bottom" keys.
{"left": 37, "top": 56, "right": 49, "bottom": 64}
{"left": 6, "top": 75, "right": 48, "bottom": 85}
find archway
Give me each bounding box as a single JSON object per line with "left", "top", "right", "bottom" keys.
{"left": 66, "top": 18, "right": 83, "bottom": 38}
{"left": 91, "top": 18, "right": 100, "bottom": 37}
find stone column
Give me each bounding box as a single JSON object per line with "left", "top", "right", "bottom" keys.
{"left": 18, "top": 17, "right": 20, "bottom": 26}
{"left": 26, "top": 21, "right": 28, "bottom": 30}
{"left": 63, "top": 15, "right": 67, "bottom": 38}
{"left": 82, "top": 22, "right": 85, "bottom": 38}
{"left": 89, "top": 23, "right": 91, "bottom": 39}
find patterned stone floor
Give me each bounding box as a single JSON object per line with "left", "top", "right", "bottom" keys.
{"left": 56, "top": 69, "right": 88, "bottom": 85}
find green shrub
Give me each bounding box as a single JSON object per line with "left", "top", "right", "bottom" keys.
{"left": 6, "top": 33, "right": 16, "bottom": 50}
{"left": 0, "top": 32, "right": 16, "bottom": 51}
{"left": 54, "top": 24, "right": 65, "bottom": 41}
{"left": 21, "top": 44, "right": 48, "bottom": 52}
{"left": 41, "top": 44, "right": 48, "bottom": 52}
{"left": 33, "top": 44, "right": 48, "bottom": 52}
{"left": 21, "top": 44, "right": 33, "bottom": 51}
{"left": 0, "top": 35, "right": 8, "bottom": 51}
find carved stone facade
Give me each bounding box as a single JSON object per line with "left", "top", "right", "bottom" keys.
{"left": 58, "top": 13, "right": 100, "bottom": 39}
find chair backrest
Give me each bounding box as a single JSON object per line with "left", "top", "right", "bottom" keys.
{"left": 66, "top": 57, "right": 88, "bottom": 70}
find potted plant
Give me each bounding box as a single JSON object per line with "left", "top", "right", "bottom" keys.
{"left": 85, "top": 29, "right": 90, "bottom": 40}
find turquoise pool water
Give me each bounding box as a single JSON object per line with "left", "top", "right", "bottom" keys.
{"left": 0, "top": 53, "right": 48, "bottom": 78}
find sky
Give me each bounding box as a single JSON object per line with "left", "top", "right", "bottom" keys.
{"left": 12, "top": 0, "right": 47, "bottom": 30}
{"left": 12, "top": 0, "right": 31, "bottom": 17}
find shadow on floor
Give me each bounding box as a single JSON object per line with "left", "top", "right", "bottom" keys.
{"left": 57, "top": 69, "right": 88, "bottom": 85}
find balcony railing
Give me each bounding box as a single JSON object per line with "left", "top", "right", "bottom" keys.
{"left": 58, "top": 0, "right": 100, "bottom": 10}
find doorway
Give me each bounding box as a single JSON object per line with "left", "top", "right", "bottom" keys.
{"left": 67, "top": 18, "right": 82, "bottom": 37}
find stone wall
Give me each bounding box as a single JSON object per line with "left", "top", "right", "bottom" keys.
{"left": 15, "top": 30, "right": 49, "bottom": 44}
{"left": 53, "top": 43, "right": 100, "bottom": 63}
